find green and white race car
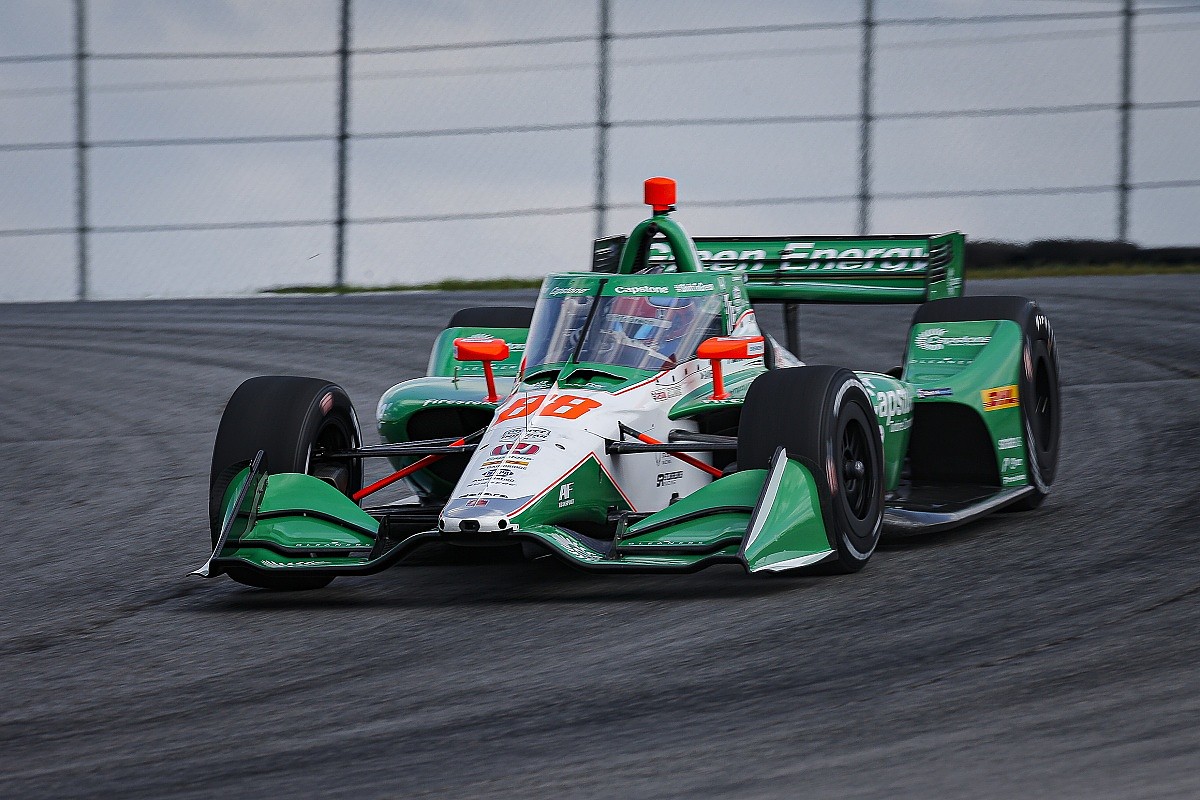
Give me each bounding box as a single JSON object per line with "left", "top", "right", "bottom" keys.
{"left": 195, "top": 177, "right": 1060, "bottom": 590}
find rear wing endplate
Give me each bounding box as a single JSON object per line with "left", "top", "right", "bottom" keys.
{"left": 593, "top": 232, "right": 965, "bottom": 303}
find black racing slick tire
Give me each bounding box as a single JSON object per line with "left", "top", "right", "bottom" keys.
{"left": 209, "top": 376, "right": 364, "bottom": 590}
{"left": 912, "top": 295, "right": 1061, "bottom": 510}
{"left": 739, "top": 366, "right": 885, "bottom": 573}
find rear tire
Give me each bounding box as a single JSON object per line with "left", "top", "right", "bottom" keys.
{"left": 739, "top": 366, "right": 885, "bottom": 572}
{"left": 912, "top": 295, "right": 1060, "bottom": 509}
{"left": 209, "top": 376, "right": 364, "bottom": 590}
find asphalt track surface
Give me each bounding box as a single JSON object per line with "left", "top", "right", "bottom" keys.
{"left": 1, "top": 275, "right": 1198, "bottom": 799}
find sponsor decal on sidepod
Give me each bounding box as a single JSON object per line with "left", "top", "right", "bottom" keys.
{"left": 982, "top": 385, "right": 1020, "bottom": 411}
{"left": 915, "top": 328, "right": 991, "bottom": 351}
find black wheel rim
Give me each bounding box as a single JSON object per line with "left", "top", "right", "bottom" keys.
{"left": 310, "top": 417, "right": 355, "bottom": 495}
{"left": 840, "top": 417, "right": 874, "bottom": 520}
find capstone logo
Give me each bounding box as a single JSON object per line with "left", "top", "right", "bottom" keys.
{"left": 914, "top": 328, "right": 991, "bottom": 351}
{"left": 873, "top": 386, "right": 912, "bottom": 429}
{"left": 614, "top": 285, "right": 669, "bottom": 294}
{"left": 547, "top": 286, "right": 589, "bottom": 296}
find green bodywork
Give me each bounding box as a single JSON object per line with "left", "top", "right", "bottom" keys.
{"left": 202, "top": 201, "right": 1039, "bottom": 581}
{"left": 497, "top": 452, "right": 834, "bottom": 573}
{"left": 511, "top": 454, "right": 634, "bottom": 529}
{"left": 903, "top": 320, "right": 1029, "bottom": 486}
{"left": 210, "top": 470, "right": 378, "bottom": 574}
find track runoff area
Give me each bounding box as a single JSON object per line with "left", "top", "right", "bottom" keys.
{"left": 0, "top": 274, "right": 1197, "bottom": 798}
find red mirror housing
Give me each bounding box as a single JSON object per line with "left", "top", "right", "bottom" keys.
{"left": 697, "top": 335, "right": 765, "bottom": 401}
{"left": 454, "top": 336, "right": 510, "bottom": 363}
{"left": 453, "top": 336, "right": 510, "bottom": 402}
{"left": 697, "top": 335, "right": 764, "bottom": 361}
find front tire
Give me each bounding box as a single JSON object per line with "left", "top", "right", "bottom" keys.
{"left": 209, "top": 376, "right": 364, "bottom": 590}
{"left": 739, "top": 366, "right": 885, "bottom": 573}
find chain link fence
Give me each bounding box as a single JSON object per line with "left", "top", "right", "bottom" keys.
{"left": 1, "top": 0, "right": 1198, "bottom": 301}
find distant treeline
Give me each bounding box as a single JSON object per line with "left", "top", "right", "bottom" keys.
{"left": 968, "top": 240, "right": 1200, "bottom": 268}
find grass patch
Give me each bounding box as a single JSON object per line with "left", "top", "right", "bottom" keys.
{"left": 265, "top": 262, "right": 1200, "bottom": 294}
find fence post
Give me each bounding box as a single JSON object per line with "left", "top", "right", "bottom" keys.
{"left": 333, "top": 0, "right": 352, "bottom": 288}
{"left": 857, "top": 0, "right": 874, "bottom": 236}
{"left": 593, "top": 0, "right": 612, "bottom": 240}
{"left": 1117, "top": 0, "right": 1134, "bottom": 241}
{"left": 74, "top": 0, "right": 89, "bottom": 301}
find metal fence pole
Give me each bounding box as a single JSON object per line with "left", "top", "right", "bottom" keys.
{"left": 857, "top": 0, "right": 874, "bottom": 236}
{"left": 1117, "top": 0, "right": 1134, "bottom": 241}
{"left": 73, "top": 0, "right": 89, "bottom": 301}
{"left": 593, "top": 0, "right": 612, "bottom": 240}
{"left": 333, "top": 0, "right": 352, "bottom": 287}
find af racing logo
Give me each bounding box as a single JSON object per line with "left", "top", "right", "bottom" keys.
{"left": 982, "top": 384, "right": 1020, "bottom": 411}
{"left": 557, "top": 482, "right": 574, "bottom": 508}
{"left": 1000, "top": 455, "right": 1026, "bottom": 485}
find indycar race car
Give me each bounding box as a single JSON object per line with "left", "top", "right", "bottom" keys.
{"left": 194, "top": 177, "right": 1060, "bottom": 590}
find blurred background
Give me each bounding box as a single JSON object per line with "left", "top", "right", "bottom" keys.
{"left": 1, "top": 0, "right": 1197, "bottom": 301}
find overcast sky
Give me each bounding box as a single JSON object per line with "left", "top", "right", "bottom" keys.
{"left": 1, "top": 0, "right": 1198, "bottom": 300}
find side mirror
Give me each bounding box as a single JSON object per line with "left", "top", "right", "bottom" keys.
{"left": 454, "top": 336, "right": 510, "bottom": 403}
{"left": 696, "top": 335, "right": 765, "bottom": 401}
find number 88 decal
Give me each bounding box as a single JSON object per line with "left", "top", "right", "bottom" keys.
{"left": 496, "top": 394, "right": 602, "bottom": 422}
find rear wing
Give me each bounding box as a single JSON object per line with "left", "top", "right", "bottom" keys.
{"left": 593, "top": 233, "right": 965, "bottom": 303}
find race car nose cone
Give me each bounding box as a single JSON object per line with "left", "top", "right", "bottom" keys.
{"left": 440, "top": 496, "right": 527, "bottom": 533}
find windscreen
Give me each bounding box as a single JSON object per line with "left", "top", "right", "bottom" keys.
{"left": 523, "top": 290, "right": 597, "bottom": 370}
{"left": 577, "top": 294, "right": 722, "bottom": 370}
{"left": 524, "top": 288, "right": 724, "bottom": 373}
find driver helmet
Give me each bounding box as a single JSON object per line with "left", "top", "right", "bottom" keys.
{"left": 606, "top": 294, "right": 698, "bottom": 352}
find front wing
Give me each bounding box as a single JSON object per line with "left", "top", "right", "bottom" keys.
{"left": 195, "top": 448, "right": 836, "bottom": 579}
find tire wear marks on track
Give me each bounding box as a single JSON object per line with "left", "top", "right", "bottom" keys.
{"left": 1, "top": 276, "right": 1198, "bottom": 800}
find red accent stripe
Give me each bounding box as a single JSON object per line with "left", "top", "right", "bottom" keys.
{"left": 632, "top": 431, "right": 724, "bottom": 478}
{"left": 351, "top": 436, "right": 466, "bottom": 502}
